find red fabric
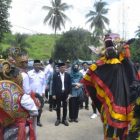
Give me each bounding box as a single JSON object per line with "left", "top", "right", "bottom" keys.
{"left": 91, "top": 73, "right": 132, "bottom": 115}
{"left": 96, "top": 59, "right": 105, "bottom": 66}
{"left": 0, "top": 127, "right": 4, "bottom": 140}
{"left": 123, "top": 45, "right": 131, "bottom": 58}
{"left": 0, "top": 107, "right": 14, "bottom": 127}
{"left": 27, "top": 118, "right": 36, "bottom": 140}
{"left": 81, "top": 72, "right": 132, "bottom": 128}
{"left": 97, "top": 94, "right": 129, "bottom": 128}
{"left": 136, "top": 71, "right": 140, "bottom": 80}
{"left": 16, "top": 118, "right": 26, "bottom": 140}
{"left": 16, "top": 118, "right": 36, "bottom": 140}
{"left": 31, "top": 92, "right": 41, "bottom": 108}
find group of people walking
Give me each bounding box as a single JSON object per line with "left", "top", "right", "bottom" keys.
{"left": 45, "top": 60, "right": 93, "bottom": 126}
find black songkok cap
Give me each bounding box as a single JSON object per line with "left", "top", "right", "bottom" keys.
{"left": 34, "top": 59, "right": 41, "bottom": 64}
{"left": 58, "top": 62, "right": 65, "bottom": 67}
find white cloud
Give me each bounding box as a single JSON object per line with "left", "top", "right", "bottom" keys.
{"left": 9, "top": 0, "right": 140, "bottom": 39}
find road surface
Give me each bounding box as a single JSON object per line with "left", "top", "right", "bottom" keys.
{"left": 37, "top": 102, "right": 104, "bottom": 140}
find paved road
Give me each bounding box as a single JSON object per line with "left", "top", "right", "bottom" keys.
{"left": 37, "top": 103, "right": 104, "bottom": 140}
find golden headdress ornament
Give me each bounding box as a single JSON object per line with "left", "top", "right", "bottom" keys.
{"left": 8, "top": 47, "right": 28, "bottom": 67}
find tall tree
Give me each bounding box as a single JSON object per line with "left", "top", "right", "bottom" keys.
{"left": 10, "top": 33, "right": 30, "bottom": 49}
{"left": 0, "top": 0, "right": 11, "bottom": 42}
{"left": 42, "top": 0, "right": 72, "bottom": 34}
{"left": 86, "top": 0, "right": 109, "bottom": 39}
{"left": 53, "top": 28, "right": 92, "bottom": 61}
{"left": 135, "top": 26, "right": 140, "bottom": 38}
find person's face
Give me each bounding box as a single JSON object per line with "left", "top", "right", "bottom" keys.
{"left": 20, "top": 61, "right": 28, "bottom": 69}
{"left": 83, "top": 63, "right": 88, "bottom": 70}
{"left": 34, "top": 63, "right": 41, "bottom": 72}
{"left": 59, "top": 65, "right": 66, "bottom": 73}
{"left": 73, "top": 64, "right": 79, "bottom": 72}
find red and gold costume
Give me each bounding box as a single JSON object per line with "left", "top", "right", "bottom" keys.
{"left": 81, "top": 37, "right": 136, "bottom": 140}
{"left": 0, "top": 48, "right": 38, "bottom": 140}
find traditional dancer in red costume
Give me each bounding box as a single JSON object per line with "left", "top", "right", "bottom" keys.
{"left": 0, "top": 47, "right": 39, "bottom": 140}
{"left": 81, "top": 36, "right": 137, "bottom": 140}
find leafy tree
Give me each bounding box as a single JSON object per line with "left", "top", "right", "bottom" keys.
{"left": 42, "top": 0, "right": 72, "bottom": 34}
{"left": 0, "top": 0, "right": 11, "bottom": 42}
{"left": 10, "top": 33, "right": 31, "bottom": 48}
{"left": 131, "top": 38, "right": 140, "bottom": 62}
{"left": 86, "top": 0, "right": 109, "bottom": 38}
{"left": 52, "top": 28, "right": 92, "bottom": 61}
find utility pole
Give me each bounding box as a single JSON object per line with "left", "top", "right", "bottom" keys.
{"left": 122, "top": 0, "right": 126, "bottom": 39}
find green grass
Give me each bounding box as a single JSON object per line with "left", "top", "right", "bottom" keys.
{"left": 26, "top": 34, "right": 60, "bottom": 60}
{"left": 1, "top": 34, "right": 61, "bottom": 60}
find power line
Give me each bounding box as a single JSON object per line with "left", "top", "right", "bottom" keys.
{"left": 12, "top": 24, "right": 44, "bottom": 34}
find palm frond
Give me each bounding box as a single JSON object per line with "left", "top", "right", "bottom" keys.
{"left": 85, "top": 10, "right": 96, "bottom": 18}
{"left": 42, "top": 6, "right": 52, "bottom": 10}
{"left": 86, "top": 17, "right": 95, "bottom": 24}
{"left": 59, "top": 3, "right": 73, "bottom": 11}
{"left": 43, "top": 10, "right": 54, "bottom": 24}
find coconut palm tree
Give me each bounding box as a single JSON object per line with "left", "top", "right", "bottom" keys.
{"left": 10, "top": 33, "right": 30, "bottom": 49}
{"left": 42, "top": 0, "right": 72, "bottom": 34}
{"left": 86, "top": 0, "right": 109, "bottom": 38}
{"left": 135, "top": 26, "right": 140, "bottom": 38}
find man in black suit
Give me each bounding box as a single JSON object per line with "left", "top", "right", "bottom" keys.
{"left": 52, "top": 62, "right": 72, "bottom": 126}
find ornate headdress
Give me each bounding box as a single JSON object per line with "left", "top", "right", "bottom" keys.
{"left": 8, "top": 47, "right": 28, "bottom": 67}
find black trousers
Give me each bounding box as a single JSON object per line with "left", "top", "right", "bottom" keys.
{"left": 45, "top": 89, "right": 49, "bottom": 99}
{"left": 91, "top": 101, "right": 97, "bottom": 114}
{"left": 49, "top": 95, "right": 56, "bottom": 109}
{"left": 56, "top": 93, "right": 68, "bottom": 121}
{"left": 79, "top": 93, "right": 89, "bottom": 108}
{"left": 69, "top": 97, "right": 79, "bottom": 120}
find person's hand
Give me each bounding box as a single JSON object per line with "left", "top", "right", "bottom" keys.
{"left": 67, "top": 94, "right": 72, "bottom": 102}
{"left": 52, "top": 95, "right": 56, "bottom": 100}
{"left": 76, "top": 83, "right": 81, "bottom": 88}
{"left": 45, "top": 86, "right": 49, "bottom": 90}
{"left": 75, "top": 85, "right": 79, "bottom": 89}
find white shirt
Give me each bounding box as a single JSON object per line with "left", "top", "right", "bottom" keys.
{"left": 21, "top": 72, "right": 31, "bottom": 94}
{"left": 20, "top": 71, "right": 38, "bottom": 115}
{"left": 80, "top": 69, "right": 88, "bottom": 77}
{"left": 60, "top": 72, "right": 65, "bottom": 90}
{"left": 44, "top": 64, "right": 54, "bottom": 84}
{"left": 28, "top": 69, "right": 46, "bottom": 96}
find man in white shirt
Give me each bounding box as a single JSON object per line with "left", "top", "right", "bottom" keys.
{"left": 44, "top": 58, "right": 54, "bottom": 102}
{"left": 28, "top": 60, "right": 46, "bottom": 127}
{"left": 14, "top": 49, "right": 38, "bottom": 116}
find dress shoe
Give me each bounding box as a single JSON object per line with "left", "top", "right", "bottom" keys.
{"left": 62, "top": 120, "right": 69, "bottom": 126}
{"left": 53, "top": 107, "right": 57, "bottom": 110}
{"left": 55, "top": 120, "right": 60, "bottom": 126}
{"left": 74, "top": 119, "right": 78, "bottom": 123}
{"left": 85, "top": 106, "right": 89, "bottom": 110}
{"left": 49, "top": 108, "right": 53, "bottom": 112}
{"left": 69, "top": 119, "right": 74, "bottom": 122}
{"left": 37, "top": 122, "right": 43, "bottom": 127}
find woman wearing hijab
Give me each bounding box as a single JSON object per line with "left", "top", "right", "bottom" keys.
{"left": 69, "top": 63, "right": 83, "bottom": 122}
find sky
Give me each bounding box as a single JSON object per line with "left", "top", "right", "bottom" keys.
{"left": 9, "top": 0, "right": 140, "bottom": 39}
